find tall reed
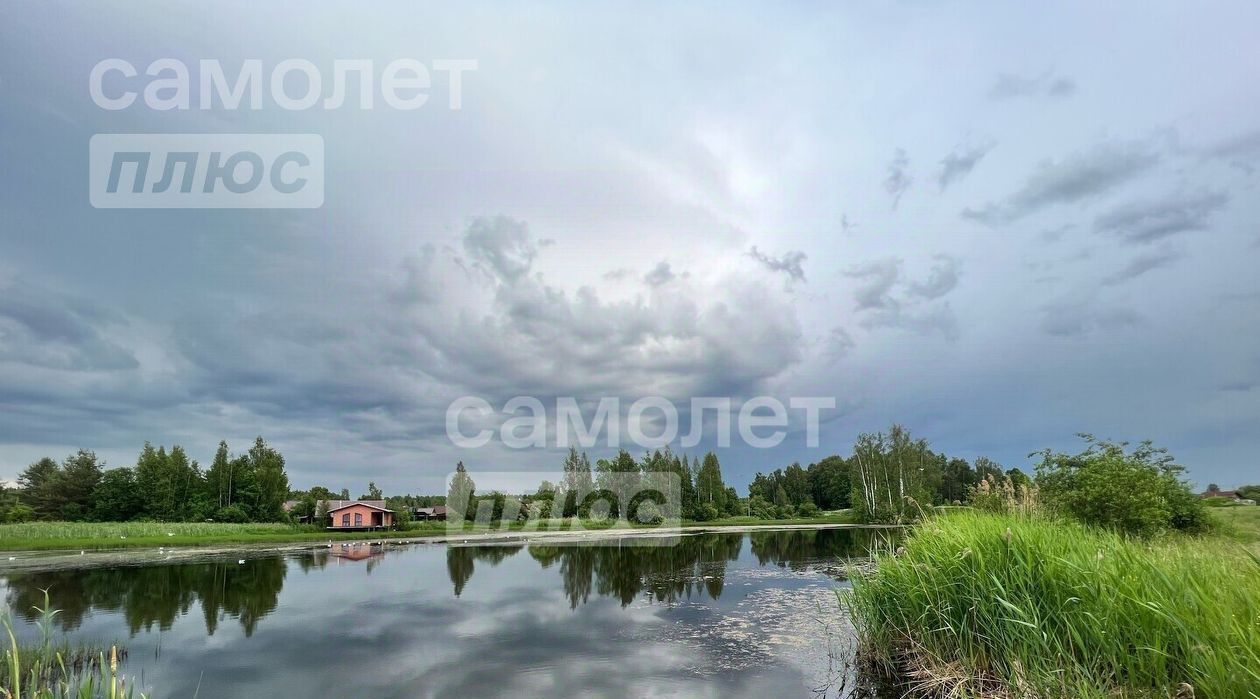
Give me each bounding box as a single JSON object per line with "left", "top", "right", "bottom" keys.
{"left": 845, "top": 511, "right": 1260, "bottom": 698}
{"left": 1, "top": 591, "right": 144, "bottom": 698}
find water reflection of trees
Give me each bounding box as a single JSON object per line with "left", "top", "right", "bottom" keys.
{"left": 446, "top": 545, "right": 524, "bottom": 597}
{"left": 4, "top": 558, "right": 286, "bottom": 637}
{"left": 445, "top": 530, "right": 901, "bottom": 606}
{"left": 749, "top": 528, "right": 898, "bottom": 577}
{"left": 296, "top": 544, "right": 386, "bottom": 574}
{"left": 448, "top": 534, "right": 745, "bottom": 607}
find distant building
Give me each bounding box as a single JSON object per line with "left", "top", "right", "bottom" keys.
{"left": 282, "top": 499, "right": 393, "bottom": 526}
{"left": 1198, "top": 488, "right": 1256, "bottom": 504}
{"left": 327, "top": 501, "right": 394, "bottom": 529}
{"left": 1199, "top": 486, "right": 1239, "bottom": 498}
{"left": 413, "top": 505, "right": 448, "bottom": 521}
{"left": 1199, "top": 488, "right": 1241, "bottom": 500}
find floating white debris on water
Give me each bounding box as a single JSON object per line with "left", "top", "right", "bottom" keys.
{"left": 630, "top": 580, "right": 859, "bottom": 690}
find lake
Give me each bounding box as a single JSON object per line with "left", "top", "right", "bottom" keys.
{"left": 1, "top": 527, "right": 900, "bottom": 698}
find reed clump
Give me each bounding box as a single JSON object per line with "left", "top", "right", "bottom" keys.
{"left": 1, "top": 591, "right": 144, "bottom": 698}
{"left": 845, "top": 510, "right": 1260, "bottom": 698}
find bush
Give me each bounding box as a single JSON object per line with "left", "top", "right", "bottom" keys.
{"left": 1035, "top": 436, "right": 1209, "bottom": 537}
{"left": 846, "top": 511, "right": 1260, "bottom": 697}
{"left": 967, "top": 473, "right": 1038, "bottom": 515}
{"left": 693, "top": 502, "right": 720, "bottom": 522}
{"left": 214, "top": 504, "right": 250, "bottom": 523}
{"left": 746, "top": 495, "right": 774, "bottom": 519}
{"left": 798, "top": 501, "right": 820, "bottom": 517}
{"left": 631, "top": 498, "right": 664, "bottom": 525}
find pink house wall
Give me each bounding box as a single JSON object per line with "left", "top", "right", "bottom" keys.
{"left": 329, "top": 503, "right": 394, "bottom": 528}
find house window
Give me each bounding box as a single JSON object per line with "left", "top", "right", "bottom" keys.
{"left": 341, "top": 514, "right": 350, "bottom": 526}
{"left": 354, "top": 512, "right": 363, "bottom": 526}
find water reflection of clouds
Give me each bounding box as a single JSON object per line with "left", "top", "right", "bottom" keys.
{"left": 0, "top": 529, "right": 892, "bottom": 697}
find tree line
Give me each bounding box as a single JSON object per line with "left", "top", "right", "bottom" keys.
{"left": 2, "top": 424, "right": 1242, "bottom": 532}
{"left": 3, "top": 437, "right": 290, "bottom": 523}
{"left": 446, "top": 446, "right": 744, "bottom": 524}
{"left": 746, "top": 424, "right": 1029, "bottom": 521}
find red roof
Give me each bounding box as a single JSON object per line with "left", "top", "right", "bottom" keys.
{"left": 327, "top": 500, "right": 392, "bottom": 513}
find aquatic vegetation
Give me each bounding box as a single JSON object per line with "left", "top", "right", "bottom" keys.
{"left": 845, "top": 511, "right": 1260, "bottom": 698}
{"left": 1, "top": 591, "right": 144, "bottom": 698}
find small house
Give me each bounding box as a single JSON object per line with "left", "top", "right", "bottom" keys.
{"left": 413, "top": 505, "right": 448, "bottom": 521}
{"left": 283, "top": 499, "right": 391, "bottom": 524}
{"left": 327, "top": 501, "right": 394, "bottom": 530}
{"left": 1198, "top": 488, "right": 1257, "bottom": 505}
{"left": 1200, "top": 488, "right": 1241, "bottom": 500}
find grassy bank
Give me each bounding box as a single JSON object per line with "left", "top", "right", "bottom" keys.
{"left": 0, "top": 521, "right": 449, "bottom": 552}
{"left": 844, "top": 511, "right": 1260, "bottom": 698}
{"left": 1211, "top": 504, "right": 1260, "bottom": 553}
{"left": 0, "top": 512, "right": 859, "bottom": 552}
{"left": 3, "top": 591, "right": 142, "bottom": 697}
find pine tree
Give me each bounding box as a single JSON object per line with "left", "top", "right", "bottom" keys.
{"left": 448, "top": 461, "right": 476, "bottom": 522}
{"left": 57, "top": 449, "right": 103, "bottom": 521}
{"left": 136, "top": 442, "right": 173, "bottom": 519}
{"left": 205, "top": 441, "right": 232, "bottom": 509}
{"left": 18, "top": 457, "right": 60, "bottom": 519}
{"left": 696, "top": 452, "right": 727, "bottom": 511}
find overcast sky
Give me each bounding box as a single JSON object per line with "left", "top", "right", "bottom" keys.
{"left": 1, "top": 1, "right": 1258, "bottom": 493}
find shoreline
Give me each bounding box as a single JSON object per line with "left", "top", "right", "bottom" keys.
{"left": 0, "top": 521, "right": 900, "bottom": 574}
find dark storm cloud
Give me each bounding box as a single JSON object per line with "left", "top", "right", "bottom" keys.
{"left": 3, "top": 1, "right": 1260, "bottom": 491}
{"left": 643, "top": 261, "right": 676, "bottom": 287}
{"left": 1203, "top": 129, "right": 1260, "bottom": 173}
{"left": 131, "top": 217, "right": 802, "bottom": 468}
{"left": 844, "top": 257, "right": 960, "bottom": 339}
{"left": 824, "top": 326, "right": 854, "bottom": 363}
{"left": 988, "top": 71, "right": 1076, "bottom": 100}
{"left": 962, "top": 139, "right": 1162, "bottom": 224}
{"left": 1102, "top": 248, "right": 1184, "bottom": 286}
{"left": 908, "top": 256, "right": 962, "bottom": 299}
{"left": 883, "top": 148, "right": 912, "bottom": 209}
{"left": 846, "top": 259, "right": 901, "bottom": 311}
{"left": 1093, "top": 191, "right": 1229, "bottom": 244}
{"left": 0, "top": 280, "right": 193, "bottom": 448}
{"left": 602, "top": 268, "right": 633, "bottom": 281}
{"left": 405, "top": 218, "right": 804, "bottom": 401}
{"left": 0, "top": 281, "right": 137, "bottom": 371}
{"left": 938, "top": 141, "right": 995, "bottom": 190}
{"left": 1040, "top": 299, "right": 1143, "bottom": 337}
{"left": 746, "top": 246, "right": 807, "bottom": 284}
{"left": 463, "top": 215, "right": 539, "bottom": 283}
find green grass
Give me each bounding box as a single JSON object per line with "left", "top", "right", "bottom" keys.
{"left": 684, "top": 511, "right": 860, "bottom": 526}
{"left": 844, "top": 510, "right": 1260, "bottom": 698}
{"left": 0, "top": 513, "right": 862, "bottom": 552}
{"left": 3, "top": 590, "right": 143, "bottom": 697}
{"left": 1211, "top": 504, "right": 1260, "bottom": 553}
{"left": 0, "top": 521, "right": 449, "bottom": 552}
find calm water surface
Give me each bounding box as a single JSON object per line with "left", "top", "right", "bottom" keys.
{"left": 1, "top": 528, "right": 898, "bottom": 698}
